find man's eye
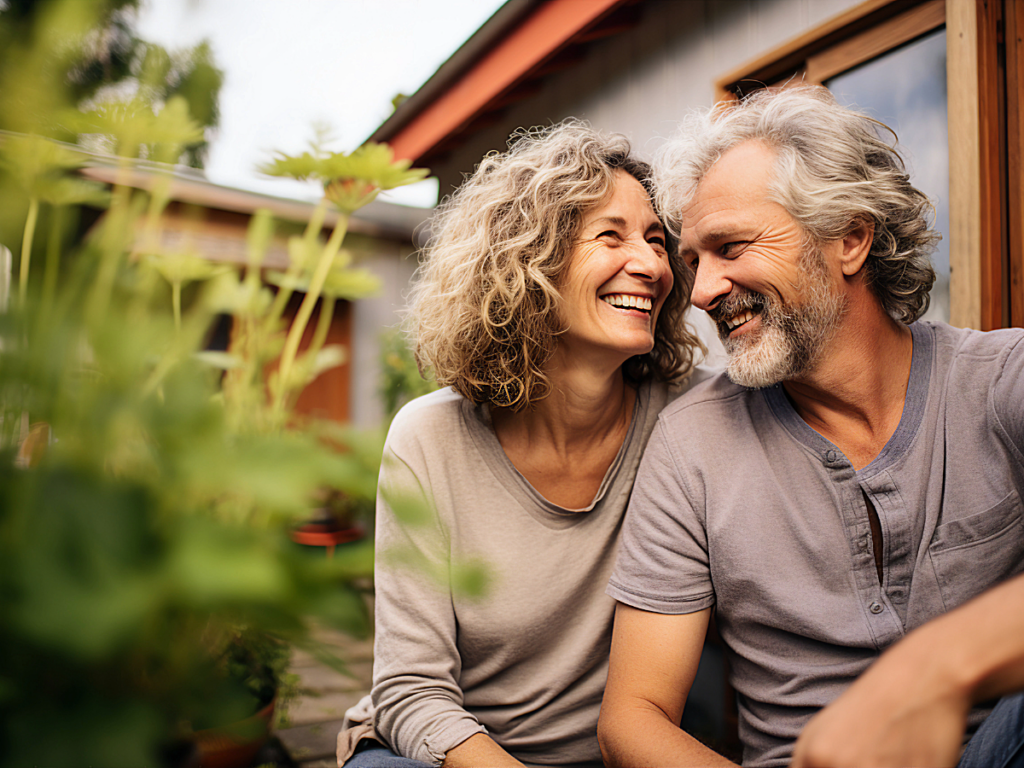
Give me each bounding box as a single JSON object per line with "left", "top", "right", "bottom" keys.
{"left": 721, "top": 242, "right": 745, "bottom": 257}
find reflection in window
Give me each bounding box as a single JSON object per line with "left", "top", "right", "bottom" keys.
{"left": 827, "top": 29, "right": 949, "bottom": 323}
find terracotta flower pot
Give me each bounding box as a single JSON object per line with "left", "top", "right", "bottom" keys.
{"left": 192, "top": 697, "right": 276, "bottom": 768}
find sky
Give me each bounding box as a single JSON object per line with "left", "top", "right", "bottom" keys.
{"left": 135, "top": 0, "right": 507, "bottom": 208}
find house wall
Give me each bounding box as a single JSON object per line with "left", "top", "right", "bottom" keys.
{"left": 349, "top": 236, "right": 421, "bottom": 428}
{"left": 142, "top": 200, "right": 422, "bottom": 427}
{"left": 435, "top": 0, "right": 862, "bottom": 193}
{"left": 429, "top": 0, "right": 863, "bottom": 366}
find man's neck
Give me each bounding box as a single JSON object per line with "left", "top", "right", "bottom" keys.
{"left": 782, "top": 303, "right": 915, "bottom": 471}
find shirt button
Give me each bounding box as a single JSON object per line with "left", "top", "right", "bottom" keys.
{"left": 826, "top": 450, "right": 837, "bottom": 462}
{"left": 858, "top": 537, "right": 869, "bottom": 551}
{"left": 869, "top": 601, "right": 884, "bottom": 614}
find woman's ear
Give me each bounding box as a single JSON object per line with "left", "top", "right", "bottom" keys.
{"left": 839, "top": 219, "right": 875, "bottom": 277}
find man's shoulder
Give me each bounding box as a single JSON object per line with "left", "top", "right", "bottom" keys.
{"left": 658, "top": 369, "right": 760, "bottom": 424}
{"left": 921, "top": 322, "right": 1024, "bottom": 385}
{"left": 925, "top": 320, "right": 1024, "bottom": 356}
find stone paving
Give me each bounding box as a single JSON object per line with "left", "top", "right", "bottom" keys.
{"left": 274, "top": 624, "right": 374, "bottom": 768}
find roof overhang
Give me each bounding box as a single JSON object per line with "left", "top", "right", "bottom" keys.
{"left": 80, "top": 162, "right": 430, "bottom": 243}
{"left": 370, "top": 0, "right": 639, "bottom": 167}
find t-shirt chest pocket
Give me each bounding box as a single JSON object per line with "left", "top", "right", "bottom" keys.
{"left": 928, "top": 489, "right": 1024, "bottom": 612}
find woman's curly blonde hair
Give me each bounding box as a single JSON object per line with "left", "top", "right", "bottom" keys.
{"left": 407, "top": 120, "right": 703, "bottom": 410}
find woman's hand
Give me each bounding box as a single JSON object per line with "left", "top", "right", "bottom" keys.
{"left": 442, "top": 733, "right": 526, "bottom": 768}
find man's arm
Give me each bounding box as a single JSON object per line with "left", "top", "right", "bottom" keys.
{"left": 598, "top": 604, "right": 738, "bottom": 767}
{"left": 792, "top": 571, "right": 1024, "bottom": 768}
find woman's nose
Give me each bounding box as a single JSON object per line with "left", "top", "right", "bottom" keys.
{"left": 625, "top": 241, "right": 669, "bottom": 282}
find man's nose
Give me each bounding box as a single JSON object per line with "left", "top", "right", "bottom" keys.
{"left": 690, "top": 257, "right": 731, "bottom": 311}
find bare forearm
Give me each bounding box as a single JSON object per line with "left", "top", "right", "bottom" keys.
{"left": 599, "top": 700, "right": 737, "bottom": 768}
{"left": 442, "top": 733, "right": 524, "bottom": 768}
{"left": 930, "top": 572, "right": 1024, "bottom": 704}
{"left": 793, "top": 573, "right": 1024, "bottom": 767}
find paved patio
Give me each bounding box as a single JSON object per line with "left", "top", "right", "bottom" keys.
{"left": 273, "top": 624, "right": 374, "bottom": 767}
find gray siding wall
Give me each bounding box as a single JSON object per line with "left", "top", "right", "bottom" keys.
{"left": 350, "top": 240, "right": 420, "bottom": 427}
{"left": 433, "top": 0, "right": 862, "bottom": 365}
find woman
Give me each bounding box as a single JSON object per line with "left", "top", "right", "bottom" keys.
{"left": 339, "top": 121, "right": 706, "bottom": 768}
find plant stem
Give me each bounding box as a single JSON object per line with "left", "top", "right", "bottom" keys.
{"left": 266, "top": 197, "right": 329, "bottom": 330}
{"left": 273, "top": 212, "right": 348, "bottom": 416}
{"left": 86, "top": 157, "right": 134, "bottom": 328}
{"left": 172, "top": 280, "right": 182, "bottom": 331}
{"left": 41, "top": 204, "right": 64, "bottom": 317}
{"left": 19, "top": 197, "right": 39, "bottom": 306}
{"left": 309, "top": 295, "right": 335, "bottom": 358}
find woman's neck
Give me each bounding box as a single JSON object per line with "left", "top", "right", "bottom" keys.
{"left": 496, "top": 363, "right": 634, "bottom": 450}
{"left": 490, "top": 362, "right": 637, "bottom": 509}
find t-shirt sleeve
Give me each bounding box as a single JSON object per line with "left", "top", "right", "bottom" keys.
{"left": 370, "top": 428, "right": 486, "bottom": 765}
{"left": 607, "top": 418, "right": 716, "bottom": 614}
{"left": 993, "top": 332, "right": 1024, "bottom": 458}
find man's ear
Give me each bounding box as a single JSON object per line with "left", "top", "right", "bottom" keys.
{"left": 839, "top": 219, "right": 874, "bottom": 277}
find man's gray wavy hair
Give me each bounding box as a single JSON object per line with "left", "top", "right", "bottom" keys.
{"left": 654, "top": 85, "right": 939, "bottom": 324}
{"left": 407, "top": 119, "right": 703, "bottom": 411}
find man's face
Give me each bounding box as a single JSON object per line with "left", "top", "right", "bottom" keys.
{"left": 677, "top": 141, "right": 846, "bottom": 388}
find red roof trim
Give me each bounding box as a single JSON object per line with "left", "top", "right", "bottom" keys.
{"left": 386, "top": 0, "right": 630, "bottom": 163}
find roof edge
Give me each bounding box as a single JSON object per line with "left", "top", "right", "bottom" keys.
{"left": 368, "top": 0, "right": 541, "bottom": 146}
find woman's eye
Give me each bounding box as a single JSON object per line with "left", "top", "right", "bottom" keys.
{"left": 647, "top": 235, "right": 666, "bottom": 248}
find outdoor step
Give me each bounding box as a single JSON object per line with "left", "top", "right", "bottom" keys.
{"left": 276, "top": 717, "right": 347, "bottom": 763}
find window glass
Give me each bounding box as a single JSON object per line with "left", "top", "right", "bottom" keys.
{"left": 827, "top": 29, "right": 949, "bottom": 323}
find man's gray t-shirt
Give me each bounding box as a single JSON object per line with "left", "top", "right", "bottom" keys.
{"left": 608, "top": 322, "right": 1024, "bottom": 767}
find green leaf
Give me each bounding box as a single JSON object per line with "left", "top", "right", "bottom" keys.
{"left": 320, "top": 267, "right": 382, "bottom": 300}
{"left": 258, "top": 139, "right": 429, "bottom": 212}
{"left": 144, "top": 250, "right": 233, "bottom": 286}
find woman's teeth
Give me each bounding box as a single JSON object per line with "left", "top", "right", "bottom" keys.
{"left": 725, "top": 310, "right": 755, "bottom": 330}
{"left": 602, "top": 294, "right": 653, "bottom": 312}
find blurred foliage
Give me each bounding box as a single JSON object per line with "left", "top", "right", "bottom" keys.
{"left": 0, "top": 2, "right": 427, "bottom": 766}
{"left": 0, "top": 0, "right": 224, "bottom": 168}
{"left": 379, "top": 326, "right": 438, "bottom": 423}
{"left": 261, "top": 139, "right": 429, "bottom": 213}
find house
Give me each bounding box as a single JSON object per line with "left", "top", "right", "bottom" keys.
{"left": 370, "top": 0, "right": 1022, "bottom": 346}
{"left": 79, "top": 160, "right": 430, "bottom": 427}
{"left": 364, "top": 0, "right": 1022, "bottom": 751}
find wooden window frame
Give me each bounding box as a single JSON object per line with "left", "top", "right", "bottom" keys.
{"left": 715, "top": 0, "right": 1022, "bottom": 330}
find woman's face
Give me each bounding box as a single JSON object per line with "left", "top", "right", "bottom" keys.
{"left": 557, "top": 170, "right": 674, "bottom": 370}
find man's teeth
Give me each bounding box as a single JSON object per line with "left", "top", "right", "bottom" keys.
{"left": 602, "top": 294, "right": 653, "bottom": 312}
{"left": 725, "top": 310, "right": 755, "bottom": 330}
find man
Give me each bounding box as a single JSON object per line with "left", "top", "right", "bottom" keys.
{"left": 597, "top": 85, "right": 1024, "bottom": 768}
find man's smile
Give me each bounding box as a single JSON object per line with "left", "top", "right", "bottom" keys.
{"left": 710, "top": 291, "right": 768, "bottom": 340}
{"left": 723, "top": 309, "right": 756, "bottom": 331}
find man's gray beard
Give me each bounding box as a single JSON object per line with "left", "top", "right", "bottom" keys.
{"left": 714, "top": 248, "right": 846, "bottom": 389}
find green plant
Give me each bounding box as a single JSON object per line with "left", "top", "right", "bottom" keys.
{"left": 379, "top": 326, "right": 438, "bottom": 423}
{"left": 0, "top": 4, "right": 428, "bottom": 766}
